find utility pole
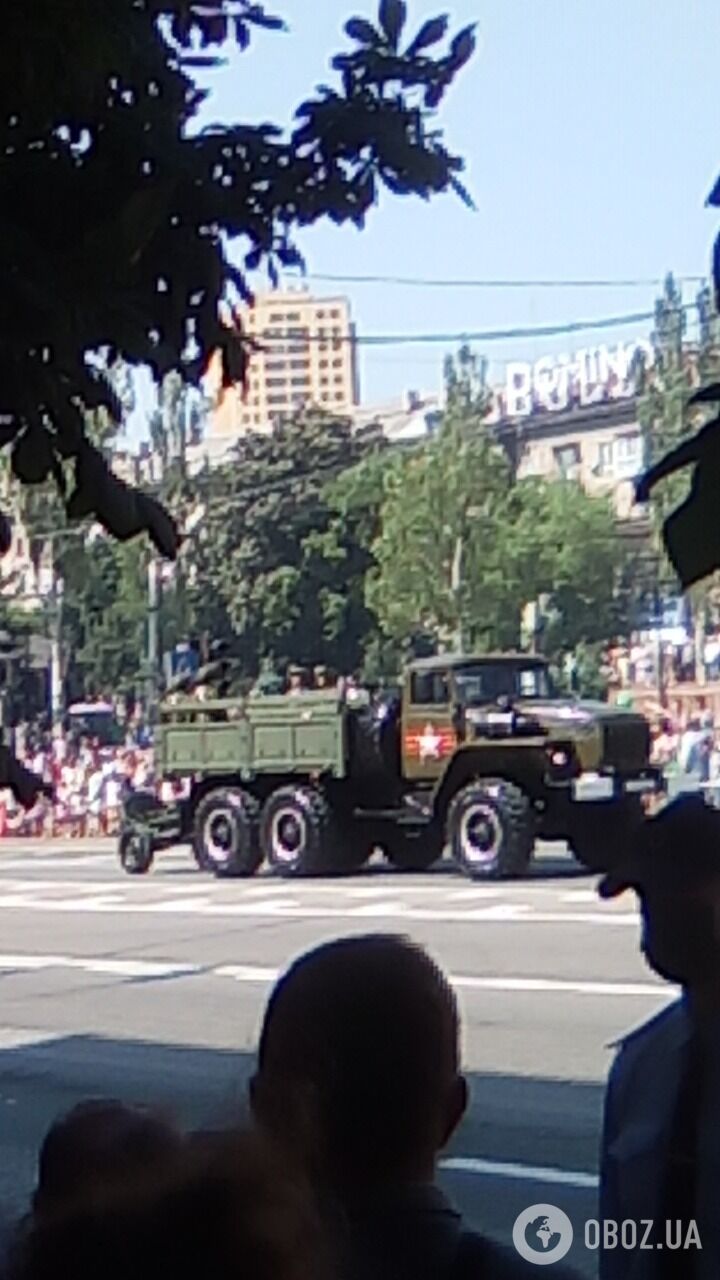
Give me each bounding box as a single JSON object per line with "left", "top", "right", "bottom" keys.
{"left": 146, "top": 557, "right": 161, "bottom": 718}
{"left": 451, "top": 534, "right": 464, "bottom": 651}
{"left": 50, "top": 574, "right": 64, "bottom": 733}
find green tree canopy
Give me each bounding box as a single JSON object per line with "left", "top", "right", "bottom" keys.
{"left": 0, "top": 0, "right": 473, "bottom": 558}
{"left": 368, "top": 348, "right": 629, "bottom": 658}
{"left": 188, "top": 411, "right": 385, "bottom": 673}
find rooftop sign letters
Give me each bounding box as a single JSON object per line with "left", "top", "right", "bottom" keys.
{"left": 504, "top": 339, "right": 654, "bottom": 419}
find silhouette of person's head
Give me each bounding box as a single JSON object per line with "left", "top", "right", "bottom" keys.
{"left": 251, "top": 934, "right": 467, "bottom": 1197}
{"left": 18, "top": 1131, "right": 326, "bottom": 1280}
{"left": 599, "top": 796, "right": 720, "bottom": 992}
{"left": 33, "top": 1099, "right": 181, "bottom": 1221}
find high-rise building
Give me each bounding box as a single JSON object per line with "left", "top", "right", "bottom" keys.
{"left": 206, "top": 289, "right": 360, "bottom": 442}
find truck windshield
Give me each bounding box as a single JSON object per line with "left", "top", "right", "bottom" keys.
{"left": 455, "top": 664, "right": 555, "bottom": 704}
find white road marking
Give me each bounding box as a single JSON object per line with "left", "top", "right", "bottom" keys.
{"left": 0, "top": 953, "right": 198, "bottom": 980}
{"left": 215, "top": 964, "right": 281, "bottom": 983}
{"left": 440, "top": 1156, "right": 599, "bottom": 1189}
{"left": 451, "top": 975, "right": 670, "bottom": 998}
{"left": 0, "top": 891, "right": 639, "bottom": 925}
{"left": 209, "top": 962, "right": 671, "bottom": 1000}
{"left": 0, "top": 1027, "right": 68, "bottom": 1050}
{"left": 0, "top": 856, "right": 116, "bottom": 871}
{"left": 0, "top": 953, "right": 670, "bottom": 998}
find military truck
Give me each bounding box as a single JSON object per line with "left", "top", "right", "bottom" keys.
{"left": 118, "top": 653, "right": 661, "bottom": 880}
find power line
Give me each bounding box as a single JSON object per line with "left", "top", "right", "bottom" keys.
{"left": 258, "top": 304, "right": 698, "bottom": 349}
{"left": 304, "top": 271, "right": 707, "bottom": 290}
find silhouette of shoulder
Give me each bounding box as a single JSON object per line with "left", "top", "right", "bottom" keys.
{"left": 454, "top": 1230, "right": 578, "bottom": 1279}
{"left": 612, "top": 997, "right": 688, "bottom": 1062}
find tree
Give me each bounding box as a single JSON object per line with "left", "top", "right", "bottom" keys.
{"left": 634, "top": 276, "right": 720, "bottom": 674}
{"left": 0, "top": 0, "right": 474, "bottom": 559}
{"left": 369, "top": 348, "right": 629, "bottom": 660}
{"left": 188, "top": 412, "right": 385, "bottom": 672}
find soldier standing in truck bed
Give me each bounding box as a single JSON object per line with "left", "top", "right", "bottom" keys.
{"left": 287, "top": 666, "right": 307, "bottom": 696}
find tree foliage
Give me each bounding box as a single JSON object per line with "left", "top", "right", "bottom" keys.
{"left": 188, "top": 413, "right": 386, "bottom": 672}
{"left": 368, "top": 348, "right": 629, "bottom": 658}
{"left": 0, "top": 0, "right": 473, "bottom": 559}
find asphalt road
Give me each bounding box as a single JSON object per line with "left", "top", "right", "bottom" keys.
{"left": 0, "top": 839, "right": 672, "bottom": 1277}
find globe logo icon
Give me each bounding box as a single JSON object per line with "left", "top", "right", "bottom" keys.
{"left": 513, "top": 1204, "right": 574, "bottom": 1266}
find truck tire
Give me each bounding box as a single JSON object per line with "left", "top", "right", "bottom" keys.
{"left": 382, "top": 826, "right": 443, "bottom": 872}
{"left": 261, "top": 786, "right": 337, "bottom": 877}
{"left": 448, "top": 779, "right": 534, "bottom": 880}
{"left": 118, "top": 830, "right": 154, "bottom": 876}
{"left": 193, "top": 788, "right": 262, "bottom": 879}
{"left": 569, "top": 798, "right": 644, "bottom": 873}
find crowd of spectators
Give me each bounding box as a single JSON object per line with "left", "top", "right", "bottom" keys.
{"left": 603, "top": 634, "right": 720, "bottom": 690}
{"left": 0, "top": 714, "right": 163, "bottom": 839}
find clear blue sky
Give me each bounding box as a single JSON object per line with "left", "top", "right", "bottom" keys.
{"left": 129, "top": 0, "right": 720, "bottom": 438}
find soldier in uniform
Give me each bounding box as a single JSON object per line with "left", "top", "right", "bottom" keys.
{"left": 287, "top": 666, "right": 307, "bottom": 697}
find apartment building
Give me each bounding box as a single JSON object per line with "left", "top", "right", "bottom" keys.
{"left": 493, "top": 398, "right": 645, "bottom": 520}
{"left": 207, "top": 289, "right": 360, "bottom": 440}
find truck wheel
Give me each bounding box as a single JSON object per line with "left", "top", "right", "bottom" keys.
{"left": 569, "top": 798, "right": 644, "bottom": 873}
{"left": 193, "top": 788, "right": 262, "bottom": 879}
{"left": 449, "top": 779, "right": 534, "bottom": 880}
{"left": 261, "top": 786, "right": 336, "bottom": 877}
{"left": 118, "top": 830, "right": 154, "bottom": 876}
{"left": 382, "top": 826, "right": 443, "bottom": 872}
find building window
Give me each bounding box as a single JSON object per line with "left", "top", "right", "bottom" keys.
{"left": 332, "top": 340, "right": 342, "bottom": 352}
{"left": 597, "top": 442, "right": 613, "bottom": 475}
{"left": 268, "top": 394, "right": 287, "bottom": 406}
{"left": 321, "top": 393, "right": 329, "bottom": 402}
{"left": 266, "top": 360, "right": 288, "bottom": 372}
{"left": 615, "top": 432, "right": 642, "bottom": 475}
{"left": 267, "top": 377, "right": 286, "bottom": 388}
{"left": 317, "top": 310, "right": 325, "bottom": 319}
{"left": 290, "top": 359, "right": 309, "bottom": 370}
{"left": 330, "top": 309, "right": 341, "bottom": 320}
{"left": 335, "top": 392, "right": 344, "bottom": 402}
{"left": 320, "top": 359, "right": 328, "bottom": 369}
{"left": 321, "top": 376, "right": 329, "bottom": 386}
{"left": 284, "top": 312, "right": 301, "bottom": 323}
{"left": 291, "top": 376, "right": 310, "bottom": 387}
{"left": 332, "top": 358, "right": 343, "bottom": 369}
{"left": 553, "top": 443, "right": 581, "bottom": 477}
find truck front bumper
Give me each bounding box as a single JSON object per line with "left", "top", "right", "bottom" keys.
{"left": 571, "top": 770, "right": 663, "bottom": 803}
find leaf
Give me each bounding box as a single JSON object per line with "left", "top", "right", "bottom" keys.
{"left": 406, "top": 15, "right": 449, "bottom": 56}
{"left": 0, "top": 747, "right": 52, "bottom": 808}
{"left": 137, "top": 493, "right": 181, "bottom": 560}
{"left": 447, "top": 24, "right": 477, "bottom": 72}
{"left": 345, "top": 17, "right": 378, "bottom": 44}
{"left": 378, "top": 0, "right": 406, "bottom": 48}
{"left": 12, "top": 426, "right": 54, "bottom": 485}
{"left": 247, "top": 11, "right": 286, "bottom": 31}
